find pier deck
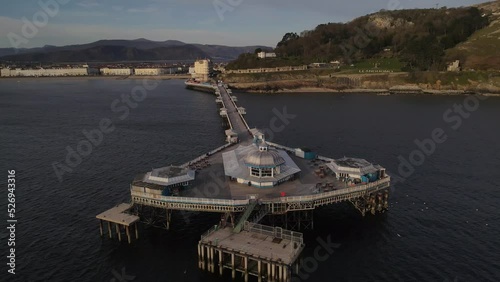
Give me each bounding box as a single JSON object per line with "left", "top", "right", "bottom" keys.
{"left": 217, "top": 85, "right": 251, "bottom": 141}
{"left": 198, "top": 222, "right": 303, "bottom": 281}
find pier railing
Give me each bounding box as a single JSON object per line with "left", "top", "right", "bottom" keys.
{"left": 266, "top": 142, "right": 296, "bottom": 154}
{"left": 180, "top": 142, "right": 233, "bottom": 168}
{"left": 131, "top": 176, "right": 390, "bottom": 213}
{"left": 261, "top": 177, "right": 391, "bottom": 205}
{"left": 243, "top": 221, "right": 304, "bottom": 245}
{"left": 131, "top": 190, "right": 249, "bottom": 212}
{"left": 222, "top": 86, "right": 250, "bottom": 131}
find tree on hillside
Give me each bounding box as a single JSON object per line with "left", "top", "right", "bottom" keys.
{"left": 277, "top": 32, "right": 299, "bottom": 47}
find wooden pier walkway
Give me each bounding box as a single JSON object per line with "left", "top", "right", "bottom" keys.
{"left": 217, "top": 84, "right": 251, "bottom": 142}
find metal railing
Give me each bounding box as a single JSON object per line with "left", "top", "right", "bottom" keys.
{"left": 243, "top": 221, "right": 304, "bottom": 245}
{"left": 261, "top": 177, "right": 390, "bottom": 205}
{"left": 131, "top": 190, "right": 250, "bottom": 206}
{"left": 132, "top": 177, "right": 389, "bottom": 210}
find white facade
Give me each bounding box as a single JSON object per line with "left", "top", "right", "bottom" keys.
{"left": 257, "top": 52, "right": 277, "bottom": 59}
{"left": 134, "top": 68, "right": 163, "bottom": 76}
{"left": 0, "top": 67, "right": 91, "bottom": 77}
{"left": 193, "top": 59, "right": 212, "bottom": 82}
{"left": 100, "top": 68, "right": 133, "bottom": 76}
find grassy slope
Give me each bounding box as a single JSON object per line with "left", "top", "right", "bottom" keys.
{"left": 446, "top": 1, "right": 500, "bottom": 70}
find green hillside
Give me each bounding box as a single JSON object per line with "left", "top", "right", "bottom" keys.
{"left": 228, "top": 5, "right": 496, "bottom": 71}
{"left": 446, "top": 1, "right": 500, "bottom": 70}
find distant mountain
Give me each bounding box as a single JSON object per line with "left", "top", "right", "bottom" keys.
{"left": 0, "top": 39, "right": 271, "bottom": 62}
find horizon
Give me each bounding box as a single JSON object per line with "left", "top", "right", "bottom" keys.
{"left": 0, "top": 0, "right": 493, "bottom": 49}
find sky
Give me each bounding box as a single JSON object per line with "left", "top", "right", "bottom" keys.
{"left": 0, "top": 0, "right": 492, "bottom": 48}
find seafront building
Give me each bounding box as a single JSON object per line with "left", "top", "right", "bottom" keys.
{"left": 257, "top": 51, "right": 277, "bottom": 59}
{"left": 224, "top": 65, "right": 308, "bottom": 74}
{"left": 0, "top": 65, "right": 98, "bottom": 77}
{"left": 100, "top": 67, "right": 133, "bottom": 76}
{"left": 192, "top": 59, "right": 213, "bottom": 82}
{"left": 133, "top": 68, "right": 164, "bottom": 76}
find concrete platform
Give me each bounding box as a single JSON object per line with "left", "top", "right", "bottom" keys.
{"left": 96, "top": 203, "right": 139, "bottom": 226}
{"left": 200, "top": 225, "right": 303, "bottom": 265}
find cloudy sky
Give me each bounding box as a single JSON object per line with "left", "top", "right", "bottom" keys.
{"left": 0, "top": 0, "right": 491, "bottom": 48}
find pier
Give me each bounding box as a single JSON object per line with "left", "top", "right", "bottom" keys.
{"left": 97, "top": 80, "right": 391, "bottom": 281}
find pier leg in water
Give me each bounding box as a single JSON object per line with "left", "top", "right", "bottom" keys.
{"left": 244, "top": 256, "right": 248, "bottom": 282}
{"left": 126, "top": 226, "right": 131, "bottom": 244}
{"left": 198, "top": 244, "right": 201, "bottom": 269}
{"left": 219, "top": 250, "right": 223, "bottom": 276}
{"left": 108, "top": 222, "right": 112, "bottom": 239}
{"left": 231, "top": 253, "right": 235, "bottom": 279}
{"left": 166, "top": 209, "right": 172, "bottom": 230}
{"left": 201, "top": 245, "right": 205, "bottom": 270}
{"left": 99, "top": 219, "right": 103, "bottom": 237}
{"left": 116, "top": 224, "right": 122, "bottom": 242}
{"left": 135, "top": 223, "right": 139, "bottom": 239}
{"left": 257, "top": 260, "right": 262, "bottom": 282}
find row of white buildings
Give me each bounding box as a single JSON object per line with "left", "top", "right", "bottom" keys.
{"left": 0, "top": 66, "right": 184, "bottom": 77}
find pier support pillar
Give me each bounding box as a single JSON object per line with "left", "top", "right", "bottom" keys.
{"left": 99, "top": 220, "right": 103, "bottom": 237}
{"left": 244, "top": 256, "right": 248, "bottom": 282}
{"left": 267, "top": 262, "right": 271, "bottom": 282}
{"left": 231, "top": 253, "right": 235, "bottom": 279}
{"left": 210, "top": 247, "right": 215, "bottom": 273}
{"left": 115, "top": 224, "right": 122, "bottom": 242}
{"left": 271, "top": 263, "right": 275, "bottom": 282}
{"left": 257, "top": 260, "right": 262, "bottom": 282}
{"left": 166, "top": 209, "right": 172, "bottom": 230}
{"left": 108, "top": 222, "right": 112, "bottom": 239}
{"left": 198, "top": 244, "right": 202, "bottom": 269}
{"left": 283, "top": 267, "right": 288, "bottom": 282}
{"left": 201, "top": 245, "right": 205, "bottom": 270}
{"left": 279, "top": 265, "right": 283, "bottom": 281}
{"left": 134, "top": 223, "right": 139, "bottom": 239}
{"left": 126, "top": 226, "right": 131, "bottom": 244}
{"left": 219, "top": 250, "right": 223, "bottom": 276}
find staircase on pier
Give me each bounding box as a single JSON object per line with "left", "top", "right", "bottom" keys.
{"left": 233, "top": 200, "right": 258, "bottom": 233}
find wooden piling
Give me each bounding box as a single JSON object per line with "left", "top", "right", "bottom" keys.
{"left": 231, "top": 253, "right": 235, "bottom": 279}
{"left": 108, "top": 222, "right": 112, "bottom": 239}
{"left": 115, "top": 224, "right": 122, "bottom": 242}
{"left": 126, "top": 226, "right": 131, "bottom": 244}
{"left": 99, "top": 220, "right": 103, "bottom": 237}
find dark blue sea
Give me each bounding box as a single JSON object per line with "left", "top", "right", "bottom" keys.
{"left": 0, "top": 78, "right": 499, "bottom": 282}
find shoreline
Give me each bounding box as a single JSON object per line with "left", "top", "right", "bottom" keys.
{"left": 232, "top": 86, "right": 500, "bottom": 96}
{"left": 0, "top": 74, "right": 191, "bottom": 80}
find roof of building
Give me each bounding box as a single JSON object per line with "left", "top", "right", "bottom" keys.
{"left": 327, "top": 157, "right": 379, "bottom": 175}
{"left": 144, "top": 165, "right": 195, "bottom": 186}
{"left": 222, "top": 144, "right": 300, "bottom": 182}
{"left": 244, "top": 149, "right": 285, "bottom": 168}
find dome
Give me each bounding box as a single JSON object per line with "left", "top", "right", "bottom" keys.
{"left": 244, "top": 149, "right": 285, "bottom": 168}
